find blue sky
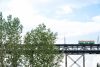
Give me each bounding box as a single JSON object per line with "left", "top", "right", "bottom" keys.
{"left": 32, "top": 0, "right": 100, "bottom": 20}
{"left": 34, "top": 1, "right": 100, "bottom": 22}
{"left": 0, "top": 0, "right": 100, "bottom": 67}
{"left": 0, "top": 0, "right": 100, "bottom": 44}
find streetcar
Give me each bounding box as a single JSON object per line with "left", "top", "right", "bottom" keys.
{"left": 78, "top": 40, "right": 95, "bottom": 45}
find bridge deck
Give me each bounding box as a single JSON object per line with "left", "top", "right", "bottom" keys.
{"left": 56, "top": 44, "right": 100, "bottom": 54}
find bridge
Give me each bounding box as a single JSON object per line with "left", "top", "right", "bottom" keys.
{"left": 56, "top": 44, "right": 100, "bottom": 67}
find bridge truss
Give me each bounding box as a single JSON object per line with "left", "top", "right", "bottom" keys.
{"left": 56, "top": 44, "right": 100, "bottom": 67}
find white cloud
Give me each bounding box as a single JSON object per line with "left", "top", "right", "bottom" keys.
{"left": 56, "top": 5, "right": 73, "bottom": 15}
{"left": 46, "top": 20, "right": 100, "bottom": 36}
{"left": 92, "top": 16, "right": 100, "bottom": 22}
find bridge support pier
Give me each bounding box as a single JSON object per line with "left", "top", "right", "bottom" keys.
{"left": 83, "top": 54, "right": 85, "bottom": 67}
{"left": 65, "top": 53, "right": 67, "bottom": 67}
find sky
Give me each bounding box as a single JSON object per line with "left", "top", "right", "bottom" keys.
{"left": 0, "top": 0, "right": 100, "bottom": 67}
{"left": 1, "top": 0, "right": 100, "bottom": 44}
{"left": 0, "top": 0, "right": 100, "bottom": 43}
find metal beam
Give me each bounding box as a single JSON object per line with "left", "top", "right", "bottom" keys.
{"left": 56, "top": 44, "right": 100, "bottom": 54}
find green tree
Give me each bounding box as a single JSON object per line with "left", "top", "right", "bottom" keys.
{"left": 5, "top": 15, "right": 23, "bottom": 67}
{"left": 6, "top": 15, "right": 23, "bottom": 44}
{"left": 0, "top": 12, "right": 6, "bottom": 67}
{"left": 24, "top": 24, "right": 63, "bottom": 67}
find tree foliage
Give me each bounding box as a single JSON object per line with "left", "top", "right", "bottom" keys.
{"left": 0, "top": 12, "right": 6, "bottom": 67}
{"left": 0, "top": 12, "right": 63, "bottom": 67}
{"left": 24, "top": 24, "right": 63, "bottom": 67}
{"left": 0, "top": 12, "right": 23, "bottom": 67}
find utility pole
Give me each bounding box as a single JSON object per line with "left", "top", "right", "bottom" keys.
{"left": 97, "top": 35, "right": 100, "bottom": 44}
{"left": 64, "top": 36, "right": 67, "bottom": 67}
{"left": 64, "top": 36, "right": 66, "bottom": 44}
